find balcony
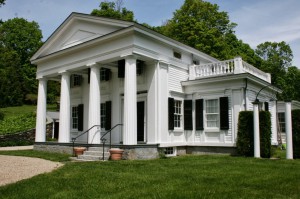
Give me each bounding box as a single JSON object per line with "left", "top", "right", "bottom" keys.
{"left": 189, "top": 57, "right": 271, "bottom": 83}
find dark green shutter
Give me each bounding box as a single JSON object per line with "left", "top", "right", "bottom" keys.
{"left": 264, "top": 102, "right": 269, "bottom": 111}
{"left": 118, "top": 59, "right": 125, "bottom": 78}
{"left": 105, "top": 101, "right": 111, "bottom": 130}
{"left": 78, "top": 104, "right": 84, "bottom": 131}
{"left": 195, "top": 99, "right": 204, "bottom": 130}
{"left": 220, "top": 97, "right": 229, "bottom": 130}
{"left": 105, "top": 69, "right": 110, "bottom": 81}
{"left": 168, "top": 98, "right": 174, "bottom": 130}
{"left": 88, "top": 68, "right": 90, "bottom": 84}
{"left": 184, "top": 100, "right": 193, "bottom": 130}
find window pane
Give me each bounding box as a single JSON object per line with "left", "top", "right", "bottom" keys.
{"left": 206, "top": 99, "right": 218, "bottom": 113}
{"left": 174, "top": 100, "right": 182, "bottom": 128}
{"left": 205, "top": 99, "right": 219, "bottom": 128}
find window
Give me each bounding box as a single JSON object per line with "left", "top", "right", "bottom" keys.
{"left": 174, "top": 100, "right": 182, "bottom": 128}
{"left": 205, "top": 99, "right": 219, "bottom": 128}
{"left": 72, "top": 75, "right": 82, "bottom": 87}
{"left": 278, "top": 112, "right": 285, "bottom": 133}
{"left": 100, "top": 68, "right": 110, "bottom": 81}
{"left": 173, "top": 51, "right": 182, "bottom": 59}
{"left": 100, "top": 103, "right": 106, "bottom": 129}
{"left": 72, "top": 106, "right": 78, "bottom": 129}
{"left": 163, "top": 147, "right": 176, "bottom": 156}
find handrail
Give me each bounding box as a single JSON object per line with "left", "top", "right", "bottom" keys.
{"left": 71, "top": 125, "right": 101, "bottom": 156}
{"left": 100, "top": 123, "right": 123, "bottom": 160}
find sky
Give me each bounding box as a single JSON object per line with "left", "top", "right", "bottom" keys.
{"left": 0, "top": 0, "right": 299, "bottom": 67}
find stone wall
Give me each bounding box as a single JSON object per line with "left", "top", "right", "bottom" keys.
{"left": 34, "top": 144, "right": 73, "bottom": 154}
{"left": 0, "top": 123, "right": 53, "bottom": 146}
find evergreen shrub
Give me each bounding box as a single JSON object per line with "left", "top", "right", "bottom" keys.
{"left": 292, "top": 110, "right": 300, "bottom": 158}
{"left": 237, "top": 111, "right": 272, "bottom": 158}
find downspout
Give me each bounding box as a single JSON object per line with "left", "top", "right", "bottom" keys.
{"left": 244, "top": 78, "right": 248, "bottom": 111}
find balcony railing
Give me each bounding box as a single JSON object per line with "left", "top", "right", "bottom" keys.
{"left": 189, "top": 57, "right": 271, "bottom": 83}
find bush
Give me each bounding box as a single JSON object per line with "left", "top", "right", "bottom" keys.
{"left": 0, "top": 111, "right": 4, "bottom": 121}
{"left": 292, "top": 110, "right": 300, "bottom": 159}
{"left": 236, "top": 111, "right": 272, "bottom": 158}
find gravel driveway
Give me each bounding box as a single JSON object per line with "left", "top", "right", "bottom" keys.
{"left": 0, "top": 155, "right": 63, "bottom": 186}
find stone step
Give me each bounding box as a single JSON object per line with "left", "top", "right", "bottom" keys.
{"left": 77, "top": 154, "right": 110, "bottom": 161}
{"left": 84, "top": 151, "right": 110, "bottom": 156}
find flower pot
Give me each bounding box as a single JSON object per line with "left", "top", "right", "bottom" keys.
{"left": 73, "top": 147, "right": 86, "bottom": 157}
{"left": 109, "top": 148, "right": 124, "bottom": 160}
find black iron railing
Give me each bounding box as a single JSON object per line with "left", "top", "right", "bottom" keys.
{"left": 71, "top": 125, "right": 100, "bottom": 156}
{"left": 100, "top": 124, "right": 123, "bottom": 160}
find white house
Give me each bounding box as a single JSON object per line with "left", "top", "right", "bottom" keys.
{"left": 31, "top": 13, "right": 281, "bottom": 159}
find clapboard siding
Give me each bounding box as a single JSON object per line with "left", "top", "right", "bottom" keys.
{"left": 224, "top": 90, "right": 232, "bottom": 142}
{"left": 169, "top": 65, "right": 188, "bottom": 93}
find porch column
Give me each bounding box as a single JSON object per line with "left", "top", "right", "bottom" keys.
{"left": 88, "top": 64, "right": 101, "bottom": 144}
{"left": 253, "top": 101, "right": 260, "bottom": 158}
{"left": 58, "top": 72, "right": 71, "bottom": 143}
{"left": 123, "top": 56, "right": 137, "bottom": 145}
{"left": 285, "top": 101, "right": 293, "bottom": 159}
{"left": 35, "top": 78, "right": 47, "bottom": 142}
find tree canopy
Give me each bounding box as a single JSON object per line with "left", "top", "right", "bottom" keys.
{"left": 0, "top": 18, "right": 43, "bottom": 107}
{"left": 91, "top": 1, "right": 134, "bottom": 21}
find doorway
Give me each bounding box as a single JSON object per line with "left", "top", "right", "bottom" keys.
{"left": 137, "top": 101, "right": 145, "bottom": 142}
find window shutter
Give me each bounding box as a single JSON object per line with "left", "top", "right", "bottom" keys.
{"left": 105, "top": 69, "right": 111, "bottom": 81}
{"left": 137, "top": 60, "right": 144, "bottom": 75}
{"left": 168, "top": 97, "right": 174, "bottom": 130}
{"left": 78, "top": 104, "right": 84, "bottom": 131}
{"left": 195, "top": 99, "right": 204, "bottom": 130}
{"left": 184, "top": 100, "right": 193, "bottom": 130}
{"left": 264, "top": 102, "right": 269, "bottom": 111}
{"left": 220, "top": 97, "right": 229, "bottom": 130}
{"left": 70, "top": 75, "right": 74, "bottom": 88}
{"left": 118, "top": 59, "right": 125, "bottom": 78}
{"left": 88, "top": 68, "right": 91, "bottom": 84}
{"left": 105, "top": 101, "right": 112, "bottom": 130}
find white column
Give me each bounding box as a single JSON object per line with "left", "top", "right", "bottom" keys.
{"left": 58, "top": 72, "right": 71, "bottom": 143}
{"left": 88, "top": 65, "right": 101, "bottom": 144}
{"left": 253, "top": 101, "right": 260, "bottom": 158}
{"left": 285, "top": 101, "right": 293, "bottom": 159}
{"left": 35, "top": 78, "right": 47, "bottom": 142}
{"left": 123, "top": 56, "right": 137, "bottom": 145}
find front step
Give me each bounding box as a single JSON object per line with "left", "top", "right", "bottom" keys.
{"left": 74, "top": 147, "right": 110, "bottom": 161}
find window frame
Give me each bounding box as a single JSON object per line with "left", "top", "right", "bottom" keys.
{"left": 278, "top": 112, "right": 285, "bottom": 133}
{"left": 100, "top": 102, "right": 106, "bottom": 130}
{"left": 174, "top": 99, "right": 183, "bottom": 129}
{"left": 72, "top": 74, "right": 82, "bottom": 87}
{"left": 204, "top": 98, "right": 220, "bottom": 131}
{"left": 71, "top": 106, "right": 79, "bottom": 130}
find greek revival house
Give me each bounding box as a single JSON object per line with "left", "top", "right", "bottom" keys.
{"left": 31, "top": 13, "right": 280, "bottom": 159}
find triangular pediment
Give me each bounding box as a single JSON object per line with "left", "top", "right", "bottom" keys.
{"left": 31, "top": 13, "right": 134, "bottom": 61}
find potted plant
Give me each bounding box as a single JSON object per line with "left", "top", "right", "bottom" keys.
{"left": 109, "top": 148, "right": 124, "bottom": 160}
{"left": 73, "top": 147, "right": 86, "bottom": 157}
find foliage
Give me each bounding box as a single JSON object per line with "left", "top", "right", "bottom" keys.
{"left": 0, "top": 155, "right": 300, "bottom": 198}
{"left": 292, "top": 109, "right": 300, "bottom": 158}
{"left": 0, "top": 18, "right": 43, "bottom": 107}
{"left": 0, "top": 0, "right": 5, "bottom": 7}
{"left": 236, "top": 111, "right": 272, "bottom": 158}
{"left": 91, "top": 1, "right": 134, "bottom": 21}
{"left": 0, "top": 140, "right": 33, "bottom": 147}
{"left": 277, "top": 66, "right": 300, "bottom": 101}
{"left": 0, "top": 112, "right": 36, "bottom": 134}
{"left": 255, "top": 41, "right": 293, "bottom": 86}
{"left": 0, "top": 110, "right": 4, "bottom": 121}
{"left": 0, "top": 150, "right": 71, "bottom": 162}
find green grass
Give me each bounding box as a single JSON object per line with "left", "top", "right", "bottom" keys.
{"left": 0, "top": 152, "right": 299, "bottom": 199}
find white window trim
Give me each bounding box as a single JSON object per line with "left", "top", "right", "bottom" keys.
{"left": 204, "top": 98, "right": 220, "bottom": 132}
{"left": 174, "top": 99, "right": 183, "bottom": 131}
{"left": 71, "top": 106, "right": 79, "bottom": 131}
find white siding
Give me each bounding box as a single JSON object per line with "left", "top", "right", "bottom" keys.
{"left": 168, "top": 65, "right": 188, "bottom": 93}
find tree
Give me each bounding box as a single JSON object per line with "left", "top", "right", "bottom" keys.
{"left": 277, "top": 66, "right": 300, "bottom": 101}
{"left": 0, "top": 18, "right": 43, "bottom": 106}
{"left": 91, "top": 1, "right": 134, "bottom": 21}
{"left": 255, "top": 41, "right": 293, "bottom": 85}
{"left": 0, "top": 0, "right": 5, "bottom": 7}
{"left": 159, "top": 0, "right": 237, "bottom": 60}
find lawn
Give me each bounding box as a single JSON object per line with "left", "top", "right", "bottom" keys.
{"left": 0, "top": 151, "right": 299, "bottom": 199}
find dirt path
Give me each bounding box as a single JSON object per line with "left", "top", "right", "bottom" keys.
{"left": 0, "top": 155, "right": 63, "bottom": 186}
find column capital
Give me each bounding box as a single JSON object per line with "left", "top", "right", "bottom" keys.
{"left": 87, "top": 62, "right": 100, "bottom": 68}
{"left": 37, "top": 77, "right": 48, "bottom": 82}
{"left": 58, "top": 70, "right": 70, "bottom": 75}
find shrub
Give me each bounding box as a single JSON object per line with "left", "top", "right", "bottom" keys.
{"left": 0, "top": 111, "right": 4, "bottom": 121}
{"left": 292, "top": 110, "right": 300, "bottom": 158}
{"left": 236, "top": 111, "right": 272, "bottom": 158}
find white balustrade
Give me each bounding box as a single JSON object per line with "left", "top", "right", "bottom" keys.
{"left": 190, "top": 58, "right": 271, "bottom": 83}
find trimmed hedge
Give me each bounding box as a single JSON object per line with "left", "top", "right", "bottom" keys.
{"left": 292, "top": 110, "right": 300, "bottom": 158}
{"left": 237, "top": 111, "right": 272, "bottom": 158}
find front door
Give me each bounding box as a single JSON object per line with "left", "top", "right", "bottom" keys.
{"left": 137, "top": 101, "right": 145, "bottom": 142}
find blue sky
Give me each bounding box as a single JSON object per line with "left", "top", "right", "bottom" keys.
{"left": 0, "top": 0, "right": 299, "bottom": 67}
